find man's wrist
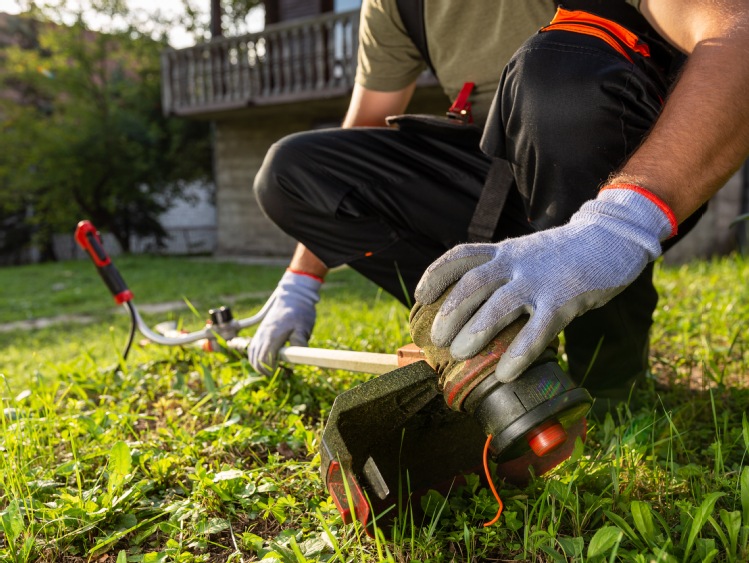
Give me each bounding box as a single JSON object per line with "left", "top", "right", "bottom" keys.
{"left": 287, "top": 268, "right": 325, "bottom": 284}
{"left": 599, "top": 182, "right": 678, "bottom": 238}
{"left": 280, "top": 269, "right": 323, "bottom": 302}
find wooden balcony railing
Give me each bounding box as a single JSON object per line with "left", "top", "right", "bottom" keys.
{"left": 161, "top": 10, "right": 362, "bottom": 116}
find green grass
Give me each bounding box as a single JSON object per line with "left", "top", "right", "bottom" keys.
{"left": 0, "top": 253, "right": 748, "bottom": 562}
{"left": 0, "top": 256, "right": 286, "bottom": 324}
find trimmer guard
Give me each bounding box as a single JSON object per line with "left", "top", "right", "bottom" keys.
{"left": 320, "top": 360, "right": 590, "bottom": 532}
{"left": 321, "top": 361, "right": 486, "bottom": 532}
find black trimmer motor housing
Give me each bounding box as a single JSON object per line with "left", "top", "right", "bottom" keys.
{"left": 320, "top": 359, "right": 591, "bottom": 533}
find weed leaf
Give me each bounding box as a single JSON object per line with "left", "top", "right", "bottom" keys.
{"left": 719, "top": 510, "right": 740, "bottom": 559}
{"left": 696, "top": 537, "right": 719, "bottom": 563}
{"left": 420, "top": 489, "right": 451, "bottom": 519}
{"left": 197, "top": 517, "right": 230, "bottom": 535}
{"left": 557, "top": 536, "right": 584, "bottom": 558}
{"left": 568, "top": 434, "right": 585, "bottom": 465}
{"left": 539, "top": 545, "right": 566, "bottom": 562}
{"left": 213, "top": 469, "right": 245, "bottom": 482}
{"left": 199, "top": 414, "right": 241, "bottom": 434}
{"left": 107, "top": 441, "right": 132, "bottom": 493}
{"left": 116, "top": 550, "right": 127, "bottom": 563}
{"left": 231, "top": 375, "right": 264, "bottom": 395}
{"left": 0, "top": 500, "right": 23, "bottom": 543}
{"left": 587, "top": 526, "right": 622, "bottom": 559}
{"left": 90, "top": 513, "right": 161, "bottom": 556}
{"left": 631, "top": 501, "right": 657, "bottom": 548}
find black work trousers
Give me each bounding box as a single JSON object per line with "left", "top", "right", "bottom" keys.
{"left": 253, "top": 26, "right": 699, "bottom": 392}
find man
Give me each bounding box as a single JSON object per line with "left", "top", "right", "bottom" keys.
{"left": 250, "top": 0, "right": 749, "bottom": 408}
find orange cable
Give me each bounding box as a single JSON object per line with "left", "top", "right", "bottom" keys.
{"left": 482, "top": 434, "right": 504, "bottom": 527}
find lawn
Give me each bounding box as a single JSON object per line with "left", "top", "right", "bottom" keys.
{"left": 0, "top": 253, "right": 748, "bottom": 562}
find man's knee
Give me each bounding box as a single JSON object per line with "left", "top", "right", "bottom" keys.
{"left": 253, "top": 131, "right": 320, "bottom": 227}
{"left": 254, "top": 133, "right": 305, "bottom": 229}
{"left": 504, "top": 34, "right": 661, "bottom": 150}
{"left": 483, "top": 30, "right": 666, "bottom": 228}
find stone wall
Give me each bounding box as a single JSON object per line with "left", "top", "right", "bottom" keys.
{"left": 212, "top": 108, "right": 325, "bottom": 256}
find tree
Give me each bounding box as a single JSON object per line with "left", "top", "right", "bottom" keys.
{"left": 182, "top": 0, "right": 265, "bottom": 42}
{"left": 0, "top": 6, "right": 213, "bottom": 256}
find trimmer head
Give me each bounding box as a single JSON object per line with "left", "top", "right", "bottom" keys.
{"left": 464, "top": 360, "right": 591, "bottom": 484}
{"left": 320, "top": 359, "right": 591, "bottom": 531}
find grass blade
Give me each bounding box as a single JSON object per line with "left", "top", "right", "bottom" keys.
{"left": 741, "top": 466, "right": 749, "bottom": 525}
{"left": 683, "top": 492, "right": 725, "bottom": 561}
{"left": 604, "top": 510, "right": 646, "bottom": 551}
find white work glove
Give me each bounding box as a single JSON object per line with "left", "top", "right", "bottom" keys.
{"left": 414, "top": 186, "right": 677, "bottom": 383}
{"left": 249, "top": 270, "right": 322, "bottom": 376}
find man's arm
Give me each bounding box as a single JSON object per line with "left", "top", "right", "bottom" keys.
{"left": 613, "top": 0, "right": 749, "bottom": 222}
{"left": 290, "top": 82, "right": 417, "bottom": 275}
{"left": 414, "top": 1, "right": 749, "bottom": 383}
{"left": 250, "top": 83, "right": 416, "bottom": 374}
{"left": 342, "top": 82, "right": 417, "bottom": 128}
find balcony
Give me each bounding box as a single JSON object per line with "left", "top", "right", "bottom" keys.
{"left": 161, "top": 9, "right": 363, "bottom": 116}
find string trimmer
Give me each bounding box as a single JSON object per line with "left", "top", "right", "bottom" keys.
{"left": 75, "top": 220, "right": 591, "bottom": 532}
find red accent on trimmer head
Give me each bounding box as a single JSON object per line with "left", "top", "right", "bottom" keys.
{"left": 326, "top": 460, "right": 370, "bottom": 528}
{"left": 495, "top": 417, "right": 587, "bottom": 486}
{"left": 526, "top": 419, "right": 567, "bottom": 457}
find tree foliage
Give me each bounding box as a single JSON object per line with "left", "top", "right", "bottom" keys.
{"left": 0, "top": 5, "right": 213, "bottom": 257}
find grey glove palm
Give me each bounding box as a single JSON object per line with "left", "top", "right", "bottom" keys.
{"left": 249, "top": 271, "right": 321, "bottom": 375}
{"left": 414, "top": 187, "right": 676, "bottom": 383}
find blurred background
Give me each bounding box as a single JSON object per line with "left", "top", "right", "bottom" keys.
{"left": 0, "top": 0, "right": 747, "bottom": 267}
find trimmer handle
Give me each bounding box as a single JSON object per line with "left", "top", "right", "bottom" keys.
{"left": 74, "top": 220, "right": 133, "bottom": 304}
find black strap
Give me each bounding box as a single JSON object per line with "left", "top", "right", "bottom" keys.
{"left": 394, "top": 0, "right": 435, "bottom": 77}
{"left": 467, "top": 157, "right": 516, "bottom": 242}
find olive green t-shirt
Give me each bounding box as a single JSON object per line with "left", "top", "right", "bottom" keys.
{"left": 355, "top": 0, "right": 642, "bottom": 126}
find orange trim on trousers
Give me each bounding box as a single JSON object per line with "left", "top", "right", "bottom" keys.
{"left": 541, "top": 8, "right": 650, "bottom": 63}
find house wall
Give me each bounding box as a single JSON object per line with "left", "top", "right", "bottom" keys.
{"left": 131, "top": 182, "right": 217, "bottom": 255}
{"left": 212, "top": 109, "right": 329, "bottom": 257}
{"left": 54, "top": 181, "right": 218, "bottom": 260}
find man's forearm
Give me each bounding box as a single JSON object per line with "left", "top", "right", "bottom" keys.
{"left": 289, "top": 244, "right": 328, "bottom": 280}
{"left": 611, "top": 5, "right": 749, "bottom": 224}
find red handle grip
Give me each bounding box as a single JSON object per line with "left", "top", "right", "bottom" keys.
{"left": 74, "top": 220, "right": 133, "bottom": 304}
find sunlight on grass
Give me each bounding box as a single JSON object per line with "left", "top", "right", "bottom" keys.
{"left": 0, "top": 253, "right": 748, "bottom": 561}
